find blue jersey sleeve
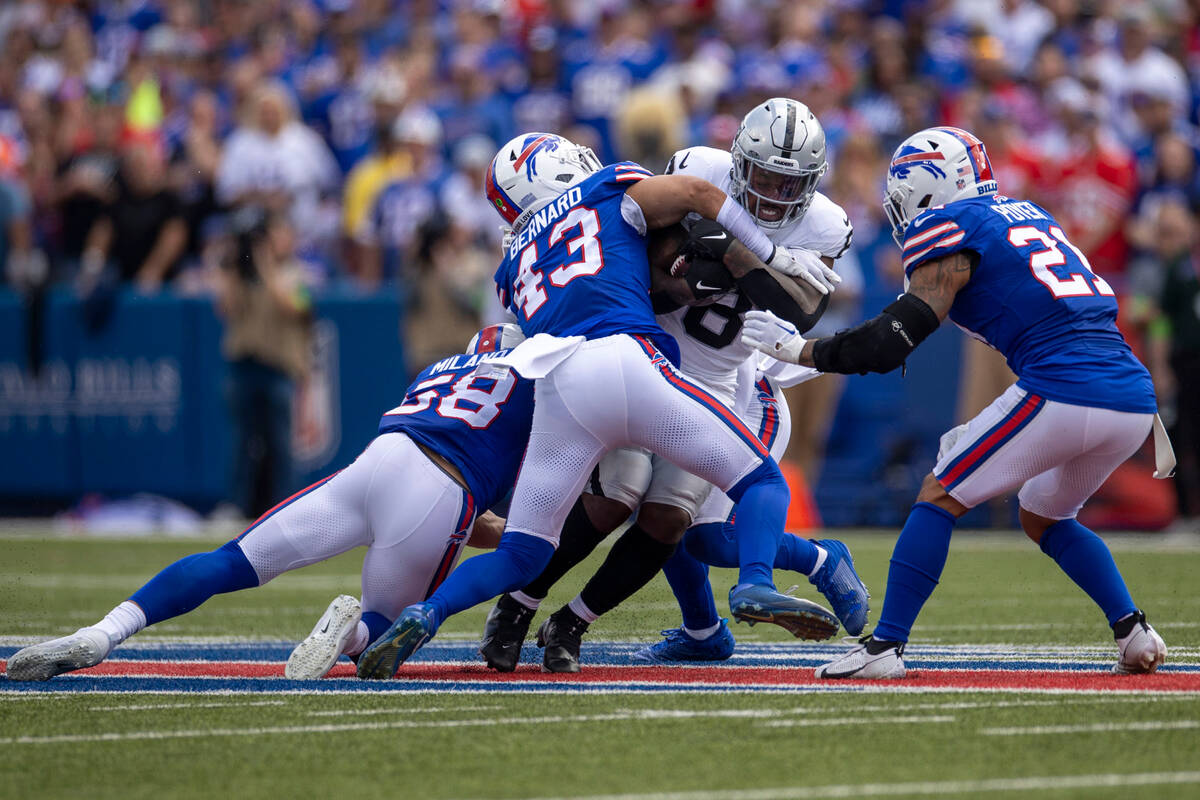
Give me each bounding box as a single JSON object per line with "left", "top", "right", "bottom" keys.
{"left": 901, "top": 206, "right": 980, "bottom": 277}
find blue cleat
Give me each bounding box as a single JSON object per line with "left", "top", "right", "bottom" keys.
{"left": 356, "top": 603, "right": 436, "bottom": 679}
{"left": 728, "top": 585, "right": 838, "bottom": 640}
{"left": 808, "top": 539, "right": 870, "bottom": 635}
{"left": 633, "top": 619, "right": 736, "bottom": 663}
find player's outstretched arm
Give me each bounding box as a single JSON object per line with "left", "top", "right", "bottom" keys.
{"left": 741, "top": 250, "right": 973, "bottom": 371}
{"left": 626, "top": 174, "right": 833, "bottom": 296}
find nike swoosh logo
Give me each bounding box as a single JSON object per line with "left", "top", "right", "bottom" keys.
{"left": 701, "top": 232, "right": 727, "bottom": 240}
{"left": 320, "top": 620, "right": 331, "bottom": 634}
{"left": 678, "top": 152, "right": 690, "bottom": 169}
{"left": 695, "top": 281, "right": 724, "bottom": 291}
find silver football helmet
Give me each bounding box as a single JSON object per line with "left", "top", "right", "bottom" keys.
{"left": 730, "top": 98, "right": 828, "bottom": 229}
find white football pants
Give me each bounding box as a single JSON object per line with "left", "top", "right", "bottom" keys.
{"left": 934, "top": 384, "right": 1153, "bottom": 519}
{"left": 504, "top": 334, "right": 771, "bottom": 545}
{"left": 235, "top": 432, "right": 475, "bottom": 621}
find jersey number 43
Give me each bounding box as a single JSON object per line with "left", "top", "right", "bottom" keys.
{"left": 512, "top": 207, "right": 605, "bottom": 319}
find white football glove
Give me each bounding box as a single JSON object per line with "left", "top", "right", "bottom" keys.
{"left": 740, "top": 309, "right": 807, "bottom": 364}
{"left": 766, "top": 246, "right": 841, "bottom": 295}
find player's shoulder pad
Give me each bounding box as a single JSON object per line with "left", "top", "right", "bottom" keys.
{"left": 604, "top": 161, "right": 654, "bottom": 184}
{"left": 900, "top": 201, "right": 983, "bottom": 275}
{"left": 664, "top": 146, "right": 730, "bottom": 183}
{"left": 784, "top": 192, "right": 853, "bottom": 259}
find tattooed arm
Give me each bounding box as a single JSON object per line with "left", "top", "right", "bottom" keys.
{"left": 745, "top": 251, "right": 974, "bottom": 370}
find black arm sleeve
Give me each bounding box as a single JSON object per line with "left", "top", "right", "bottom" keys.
{"left": 650, "top": 291, "right": 684, "bottom": 314}
{"left": 735, "top": 269, "right": 830, "bottom": 334}
{"left": 811, "top": 293, "right": 941, "bottom": 375}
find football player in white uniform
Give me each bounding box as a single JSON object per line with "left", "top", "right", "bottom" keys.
{"left": 479, "top": 99, "right": 870, "bottom": 672}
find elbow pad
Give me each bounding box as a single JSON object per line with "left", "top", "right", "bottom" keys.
{"left": 811, "top": 293, "right": 940, "bottom": 375}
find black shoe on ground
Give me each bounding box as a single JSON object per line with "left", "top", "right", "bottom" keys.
{"left": 535, "top": 607, "right": 590, "bottom": 673}
{"left": 479, "top": 593, "right": 536, "bottom": 672}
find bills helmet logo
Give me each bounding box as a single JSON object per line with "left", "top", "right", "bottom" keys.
{"left": 889, "top": 145, "right": 947, "bottom": 181}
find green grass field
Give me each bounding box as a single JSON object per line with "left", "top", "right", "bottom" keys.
{"left": 2, "top": 527, "right": 1199, "bottom": 799}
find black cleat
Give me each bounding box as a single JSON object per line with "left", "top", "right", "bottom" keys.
{"left": 479, "top": 593, "right": 536, "bottom": 672}
{"left": 535, "top": 607, "right": 589, "bottom": 673}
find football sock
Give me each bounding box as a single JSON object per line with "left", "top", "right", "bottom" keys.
{"left": 359, "top": 611, "right": 393, "bottom": 650}
{"left": 509, "top": 590, "right": 542, "bottom": 611}
{"left": 661, "top": 539, "right": 719, "bottom": 632}
{"left": 577, "top": 524, "right": 677, "bottom": 617}
{"left": 684, "top": 621, "right": 721, "bottom": 640}
{"left": 129, "top": 539, "right": 260, "bottom": 626}
{"left": 424, "top": 531, "right": 554, "bottom": 630}
{"left": 872, "top": 502, "right": 957, "bottom": 643}
{"left": 567, "top": 596, "right": 600, "bottom": 624}
{"left": 1038, "top": 517, "right": 1137, "bottom": 625}
{"left": 805, "top": 542, "right": 828, "bottom": 576}
{"left": 683, "top": 519, "right": 821, "bottom": 576}
{"left": 92, "top": 601, "right": 146, "bottom": 646}
{"left": 519, "top": 498, "right": 611, "bottom": 601}
{"left": 343, "top": 621, "right": 370, "bottom": 657}
{"left": 725, "top": 459, "right": 789, "bottom": 588}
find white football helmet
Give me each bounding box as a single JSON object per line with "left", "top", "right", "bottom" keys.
{"left": 466, "top": 323, "right": 525, "bottom": 355}
{"left": 884, "top": 126, "right": 998, "bottom": 245}
{"left": 730, "top": 98, "right": 827, "bottom": 229}
{"left": 486, "top": 132, "right": 602, "bottom": 232}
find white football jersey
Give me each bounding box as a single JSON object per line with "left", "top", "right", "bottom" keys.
{"left": 657, "top": 146, "right": 853, "bottom": 398}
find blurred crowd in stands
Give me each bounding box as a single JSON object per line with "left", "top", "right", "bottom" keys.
{"left": 0, "top": 0, "right": 1198, "bottom": 521}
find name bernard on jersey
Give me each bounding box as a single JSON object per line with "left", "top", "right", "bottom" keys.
{"left": 507, "top": 186, "right": 584, "bottom": 259}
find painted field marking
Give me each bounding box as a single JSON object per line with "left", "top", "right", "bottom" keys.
{"left": 980, "top": 719, "right": 1200, "bottom": 736}
{"left": 514, "top": 770, "right": 1200, "bottom": 800}
{"left": 307, "top": 705, "right": 502, "bottom": 717}
{"left": 0, "top": 710, "right": 957, "bottom": 745}
{"left": 88, "top": 700, "right": 288, "bottom": 712}
{"left": 760, "top": 715, "right": 955, "bottom": 728}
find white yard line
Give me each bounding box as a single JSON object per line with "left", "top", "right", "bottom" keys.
{"left": 0, "top": 709, "right": 953, "bottom": 745}
{"left": 980, "top": 720, "right": 1200, "bottom": 736}
{"left": 306, "top": 705, "right": 502, "bottom": 717}
{"left": 88, "top": 700, "right": 288, "bottom": 712}
{"left": 760, "top": 715, "right": 955, "bottom": 728}
{"left": 511, "top": 771, "right": 1200, "bottom": 800}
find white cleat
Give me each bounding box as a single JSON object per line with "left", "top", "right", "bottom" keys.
{"left": 5, "top": 627, "right": 113, "bottom": 681}
{"left": 815, "top": 635, "right": 907, "bottom": 679}
{"left": 286, "top": 594, "right": 362, "bottom": 680}
{"left": 1112, "top": 610, "right": 1167, "bottom": 675}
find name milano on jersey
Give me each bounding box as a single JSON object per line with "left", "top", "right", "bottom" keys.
{"left": 659, "top": 146, "right": 853, "bottom": 401}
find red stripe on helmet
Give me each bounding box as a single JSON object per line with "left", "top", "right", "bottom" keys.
{"left": 512, "top": 135, "right": 552, "bottom": 173}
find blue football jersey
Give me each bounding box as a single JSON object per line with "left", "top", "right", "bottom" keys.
{"left": 493, "top": 162, "right": 679, "bottom": 363}
{"left": 377, "top": 350, "right": 534, "bottom": 511}
{"left": 901, "top": 196, "right": 1155, "bottom": 413}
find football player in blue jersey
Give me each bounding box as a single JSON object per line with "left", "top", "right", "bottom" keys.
{"left": 4, "top": 325, "right": 533, "bottom": 682}
{"left": 741, "top": 126, "right": 1171, "bottom": 678}
{"left": 356, "top": 131, "right": 850, "bottom": 679}
{"left": 478, "top": 101, "right": 868, "bottom": 674}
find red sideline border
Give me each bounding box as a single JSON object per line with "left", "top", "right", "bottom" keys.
{"left": 4, "top": 659, "right": 1197, "bottom": 693}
